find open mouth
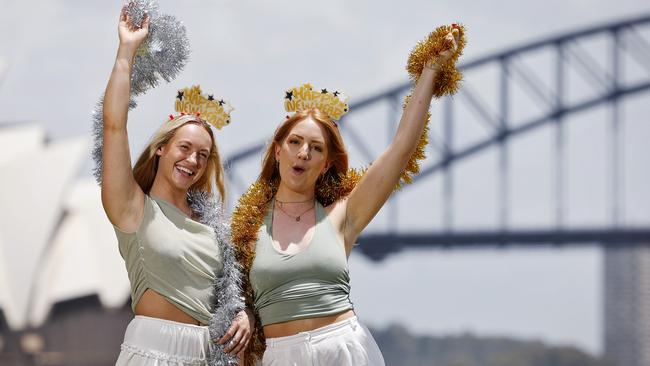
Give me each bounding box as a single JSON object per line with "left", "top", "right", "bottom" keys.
{"left": 292, "top": 166, "right": 305, "bottom": 174}
{"left": 176, "top": 165, "right": 195, "bottom": 177}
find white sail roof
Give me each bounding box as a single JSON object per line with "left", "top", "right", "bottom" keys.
{"left": 0, "top": 125, "right": 129, "bottom": 330}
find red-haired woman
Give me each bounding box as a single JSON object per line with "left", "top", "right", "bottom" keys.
{"left": 235, "top": 25, "right": 462, "bottom": 365}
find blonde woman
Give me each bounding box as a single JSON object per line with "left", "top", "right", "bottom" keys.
{"left": 102, "top": 7, "right": 251, "bottom": 365}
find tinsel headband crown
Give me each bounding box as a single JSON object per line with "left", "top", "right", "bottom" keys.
{"left": 284, "top": 83, "right": 349, "bottom": 121}
{"left": 173, "top": 85, "right": 233, "bottom": 130}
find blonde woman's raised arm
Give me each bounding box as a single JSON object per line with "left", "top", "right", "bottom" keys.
{"left": 101, "top": 6, "right": 149, "bottom": 232}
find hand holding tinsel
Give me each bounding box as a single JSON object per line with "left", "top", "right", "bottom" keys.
{"left": 118, "top": 4, "right": 150, "bottom": 53}
{"left": 407, "top": 23, "right": 466, "bottom": 97}
{"left": 216, "top": 309, "right": 252, "bottom": 358}
{"left": 425, "top": 26, "right": 460, "bottom": 71}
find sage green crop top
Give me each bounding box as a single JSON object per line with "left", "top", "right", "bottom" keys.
{"left": 249, "top": 199, "right": 354, "bottom": 326}
{"left": 114, "top": 195, "right": 222, "bottom": 325}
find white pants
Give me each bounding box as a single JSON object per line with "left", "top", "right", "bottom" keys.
{"left": 262, "top": 316, "right": 385, "bottom": 366}
{"left": 116, "top": 315, "right": 210, "bottom": 366}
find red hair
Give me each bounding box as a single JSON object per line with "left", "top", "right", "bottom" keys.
{"left": 258, "top": 108, "right": 348, "bottom": 198}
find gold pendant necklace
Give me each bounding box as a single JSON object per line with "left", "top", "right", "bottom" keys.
{"left": 276, "top": 201, "right": 314, "bottom": 222}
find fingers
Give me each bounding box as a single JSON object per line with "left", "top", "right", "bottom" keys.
{"left": 141, "top": 13, "right": 150, "bottom": 31}
{"left": 124, "top": 9, "right": 132, "bottom": 29}
{"left": 120, "top": 4, "right": 148, "bottom": 31}
{"left": 235, "top": 337, "right": 250, "bottom": 357}
{"left": 216, "top": 323, "right": 251, "bottom": 355}
{"left": 451, "top": 28, "right": 460, "bottom": 50}
{"left": 222, "top": 328, "right": 250, "bottom": 355}
{"left": 217, "top": 322, "right": 239, "bottom": 345}
{"left": 223, "top": 329, "right": 241, "bottom": 353}
{"left": 216, "top": 311, "right": 253, "bottom": 355}
{"left": 441, "top": 24, "right": 460, "bottom": 55}
{"left": 120, "top": 5, "right": 127, "bottom": 22}
{"left": 443, "top": 31, "right": 457, "bottom": 50}
{"left": 229, "top": 330, "right": 249, "bottom": 355}
{"left": 452, "top": 27, "right": 460, "bottom": 39}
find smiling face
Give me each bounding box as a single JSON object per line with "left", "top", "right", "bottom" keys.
{"left": 275, "top": 117, "right": 331, "bottom": 195}
{"left": 155, "top": 123, "right": 213, "bottom": 192}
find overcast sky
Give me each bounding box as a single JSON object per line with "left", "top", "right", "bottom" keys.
{"left": 1, "top": 0, "right": 650, "bottom": 356}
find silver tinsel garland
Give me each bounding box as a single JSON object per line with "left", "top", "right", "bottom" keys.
{"left": 189, "top": 191, "right": 245, "bottom": 366}
{"left": 91, "top": 0, "right": 189, "bottom": 184}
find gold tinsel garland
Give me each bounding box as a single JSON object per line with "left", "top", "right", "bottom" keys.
{"left": 396, "top": 93, "right": 431, "bottom": 189}
{"left": 232, "top": 24, "right": 466, "bottom": 364}
{"left": 230, "top": 181, "right": 271, "bottom": 365}
{"left": 397, "top": 23, "right": 465, "bottom": 187}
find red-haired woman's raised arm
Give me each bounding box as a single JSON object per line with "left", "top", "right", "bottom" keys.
{"left": 340, "top": 27, "right": 461, "bottom": 252}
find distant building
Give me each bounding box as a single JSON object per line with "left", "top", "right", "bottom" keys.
{"left": 0, "top": 125, "right": 131, "bottom": 365}
{"left": 1, "top": 296, "right": 131, "bottom": 365}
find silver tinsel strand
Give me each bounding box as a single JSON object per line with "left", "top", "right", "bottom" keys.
{"left": 91, "top": 96, "right": 137, "bottom": 184}
{"left": 189, "top": 191, "right": 245, "bottom": 366}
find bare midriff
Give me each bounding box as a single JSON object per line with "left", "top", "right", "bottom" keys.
{"left": 263, "top": 309, "right": 355, "bottom": 338}
{"left": 134, "top": 289, "right": 200, "bottom": 325}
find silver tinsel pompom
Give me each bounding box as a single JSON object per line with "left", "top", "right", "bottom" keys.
{"left": 125, "top": 0, "right": 160, "bottom": 27}
{"left": 91, "top": 96, "right": 137, "bottom": 185}
{"left": 127, "top": 1, "right": 190, "bottom": 95}
{"left": 188, "top": 191, "right": 245, "bottom": 366}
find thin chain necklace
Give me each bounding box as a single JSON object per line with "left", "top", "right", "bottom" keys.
{"left": 275, "top": 200, "right": 315, "bottom": 222}
{"left": 276, "top": 197, "right": 314, "bottom": 204}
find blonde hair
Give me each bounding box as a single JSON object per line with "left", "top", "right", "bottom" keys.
{"left": 133, "top": 114, "right": 226, "bottom": 199}
{"left": 259, "top": 108, "right": 348, "bottom": 195}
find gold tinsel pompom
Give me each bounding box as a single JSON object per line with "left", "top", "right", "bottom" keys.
{"left": 407, "top": 24, "right": 467, "bottom": 97}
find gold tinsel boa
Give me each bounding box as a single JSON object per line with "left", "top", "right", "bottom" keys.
{"left": 233, "top": 24, "right": 466, "bottom": 364}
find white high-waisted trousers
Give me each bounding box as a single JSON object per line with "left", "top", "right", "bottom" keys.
{"left": 115, "top": 315, "right": 211, "bottom": 366}
{"left": 262, "top": 316, "right": 385, "bottom": 366}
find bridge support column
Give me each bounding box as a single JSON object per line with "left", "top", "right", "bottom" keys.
{"left": 604, "top": 245, "right": 650, "bottom": 366}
